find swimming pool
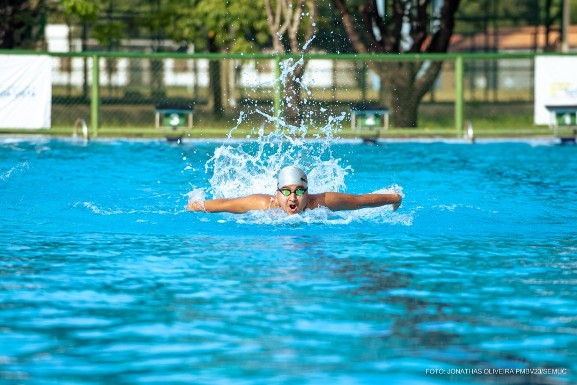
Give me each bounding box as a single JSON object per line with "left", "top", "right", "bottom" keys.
{"left": 1, "top": 136, "right": 576, "bottom": 385}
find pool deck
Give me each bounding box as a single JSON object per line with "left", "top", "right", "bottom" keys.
{"left": 0, "top": 133, "right": 568, "bottom": 147}
{"left": 0, "top": 125, "right": 564, "bottom": 141}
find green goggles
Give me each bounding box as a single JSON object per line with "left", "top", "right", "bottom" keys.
{"left": 277, "top": 187, "right": 308, "bottom": 197}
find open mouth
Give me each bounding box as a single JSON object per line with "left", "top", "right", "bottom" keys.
{"left": 288, "top": 203, "right": 298, "bottom": 212}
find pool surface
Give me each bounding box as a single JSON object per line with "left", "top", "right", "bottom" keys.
{"left": 1, "top": 136, "right": 576, "bottom": 385}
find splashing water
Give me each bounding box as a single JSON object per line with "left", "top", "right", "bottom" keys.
{"left": 205, "top": 110, "right": 350, "bottom": 199}
{"left": 190, "top": 42, "right": 405, "bottom": 223}
{"left": 204, "top": 42, "right": 351, "bottom": 200}
{"left": 0, "top": 161, "right": 29, "bottom": 181}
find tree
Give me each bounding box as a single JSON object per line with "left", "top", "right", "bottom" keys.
{"left": 0, "top": 0, "right": 48, "bottom": 49}
{"left": 164, "top": 0, "right": 269, "bottom": 117}
{"left": 454, "top": 0, "right": 574, "bottom": 52}
{"left": 164, "top": 0, "right": 269, "bottom": 53}
{"left": 264, "top": 0, "right": 317, "bottom": 126}
{"left": 334, "top": 0, "right": 461, "bottom": 128}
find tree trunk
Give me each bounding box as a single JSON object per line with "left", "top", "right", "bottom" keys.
{"left": 264, "top": 0, "right": 317, "bottom": 127}
{"left": 150, "top": 58, "right": 165, "bottom": 100}
{"left": 209, "top": 60, "right": 222, "bottom": 116}
{"left": 389, "top": 80, "right": 420, "bottom": 128}
{"left": 208, "top": 33, "right": 223, "bottom": 118}
{"left": 334, "top": 0, "right": 461, "bottom": 129}
{"left": 376, "top": 60, "right": 444, "bottom": 128}
{"left": 281, "top": 61, "right": 306, "bottom": 126}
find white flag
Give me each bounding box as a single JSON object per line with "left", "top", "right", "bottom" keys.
{"left": 0, "top": 55, "right": 52, "bottom": 129}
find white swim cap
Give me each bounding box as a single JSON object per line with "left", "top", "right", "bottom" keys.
{"left": 277, "top": 166, "right": 308, "bottom": 188}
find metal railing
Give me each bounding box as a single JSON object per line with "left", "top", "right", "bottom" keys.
{"left": 2, "top": 49, "right": 576, "bottom": 137}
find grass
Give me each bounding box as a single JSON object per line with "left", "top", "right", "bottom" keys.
{"left": 1, "top": 123, "right": 555, "bottom": 140}
{"left": 0, "top": 102, "right": 561, "bottom": 140}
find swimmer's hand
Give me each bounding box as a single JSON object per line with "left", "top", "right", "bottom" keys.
{"left": 186, "top": 200, "right": 205, "bottom": 212}
{"left": 392, "top": 194, "right": 402, "bottom": 211}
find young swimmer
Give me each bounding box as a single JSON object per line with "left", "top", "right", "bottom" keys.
{"left": 187, "top": 165, "right": 402, "bottom": 215}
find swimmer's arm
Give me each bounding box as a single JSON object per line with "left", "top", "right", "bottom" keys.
{"left": 187, "top": 194, "right": 273, "bottom": 214}
{"left": 313, "top": 192, "right": 402, "bottom": 212}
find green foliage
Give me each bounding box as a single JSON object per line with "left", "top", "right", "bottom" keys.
{"left": 314, "top": 1, "right": 353, "bottom": 53}
{"left": 0, "top": 0, "right": 49, "bottom": 48}
{"left": 163, "top": 0, "right": 269, "bottom": 52}
{"left": 92, "top": 22, "right": 125, "bottom": 48}
{"left": 58, "top": 0, "right": 100, "bottom": 22}
{"left": 50, "top": 0, "right": 575, "bottom": 54}
{"left": 455, "top": 0, "right": 576, "bottom": 35}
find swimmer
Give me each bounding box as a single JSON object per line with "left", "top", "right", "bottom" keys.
{"left": 187, "top": 165, "right": 402, "bottom": 215}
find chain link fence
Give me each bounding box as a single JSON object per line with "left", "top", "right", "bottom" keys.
{"left": 2, "top": 51, "right": 542, "bottom": 137}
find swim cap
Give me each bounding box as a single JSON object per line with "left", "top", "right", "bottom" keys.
{"left": 277, "top": 166, "right": 308, "bottom": 188}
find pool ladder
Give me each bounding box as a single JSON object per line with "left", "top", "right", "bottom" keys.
{"left": 73, "top": 118, "right": 89, "bottom": 142}
{"left": 465, "top": 120, "right": 475, "bottom": 143}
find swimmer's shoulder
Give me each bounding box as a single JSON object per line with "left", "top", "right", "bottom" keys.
{"left": 250, "top": 194, "right": 279, "bottom": 210}
{"left": 307, "top": 193, "right": 326, "bottom": 210}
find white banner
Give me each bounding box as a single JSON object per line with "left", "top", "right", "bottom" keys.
{"left": 0, "top": 55, "right": 52, "bottom": 129}
{"left": 534, "top": 56, "right": 577, "bottom": 125}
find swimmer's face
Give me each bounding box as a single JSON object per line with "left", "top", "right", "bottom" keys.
{"left": 276, "top": 184, "right": 309, "bottom": 215}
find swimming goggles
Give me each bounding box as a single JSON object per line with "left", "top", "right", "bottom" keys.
{"left": 277, "top": 187, "right": 308, "bottom": 197}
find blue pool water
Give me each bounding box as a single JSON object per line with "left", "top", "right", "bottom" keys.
{"left": 1, "top": 136, "right": 576, "bottom": 385}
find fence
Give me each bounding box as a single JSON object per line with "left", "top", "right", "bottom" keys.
{"left": 1, "top": 50, "right": 572, "bottom": 138}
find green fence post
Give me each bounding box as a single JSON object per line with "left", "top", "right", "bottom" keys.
{"left": 274, "top": 55, "right": 282, "bottom": 129}
{"left": 454, "top": 55, "right": 464, "bottom": 138}
{"left": 91, "top": 54, "right": 100, "bottom": 137}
